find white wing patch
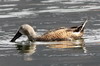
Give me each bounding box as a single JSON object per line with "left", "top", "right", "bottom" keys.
{"left": 72, "top": 32, "right": 80, "bottom": 35}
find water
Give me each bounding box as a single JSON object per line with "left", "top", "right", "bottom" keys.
{"left": 0, "top": 0, "right": 100, "bottom": 66}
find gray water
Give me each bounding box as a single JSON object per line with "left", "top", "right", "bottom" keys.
{"left": 0, "top": 0, "right": 100, "bottom": 66}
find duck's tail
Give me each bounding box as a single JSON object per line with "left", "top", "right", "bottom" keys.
{"left": 74, "top": 19, "right": 88, "bottom": 32}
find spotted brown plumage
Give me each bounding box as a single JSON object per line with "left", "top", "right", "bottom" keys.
{"left": 10, "top": 19, "right": 88, "bottom": 42}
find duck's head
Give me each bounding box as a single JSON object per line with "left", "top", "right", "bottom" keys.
{"left": 10, "top": 24, "right": 37, "bottom": 42}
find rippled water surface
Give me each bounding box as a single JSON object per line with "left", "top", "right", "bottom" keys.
{"left": 0, "top": 0, "right": 100, "bottom": 66}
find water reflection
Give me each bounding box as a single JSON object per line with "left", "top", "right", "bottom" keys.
{"left": 15, "top": 39, "right": 87, "bottom": 61}
{"left": 47, "top": 39, "right": 84, "bottom": 49}
{"left": 47, "top": 39, "right": 87, "bottom": 53}
{"left": 16, "top": 42, "right": 36, "bottom": 61}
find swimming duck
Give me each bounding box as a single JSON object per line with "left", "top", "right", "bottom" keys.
{"left": 10, "top": 19, "right": 88, "bottom": 42}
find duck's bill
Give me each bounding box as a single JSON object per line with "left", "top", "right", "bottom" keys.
{"left": 10, "top": 31, "right": 22, "bottom": 42}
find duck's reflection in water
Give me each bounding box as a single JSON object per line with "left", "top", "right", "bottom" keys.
{"left": 47, "top": 39, "right": 87, "bottom": 53}
{"left": 16, "top": 39, "right": 87, "bottom": 61}
{"left": 16, "top": 42, "right": 36, "bottom": 61}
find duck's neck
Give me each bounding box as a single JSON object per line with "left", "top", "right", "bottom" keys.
{"left": 27, "top": 31, "right": 38, "bottom": 41}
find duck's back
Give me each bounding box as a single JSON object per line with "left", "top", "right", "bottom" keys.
{"left": 36, "top": 27, "right": 74, "bottom": 41}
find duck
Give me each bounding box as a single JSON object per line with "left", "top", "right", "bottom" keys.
{"left": 10, "top": 19, "right": 88, "bottom": 42}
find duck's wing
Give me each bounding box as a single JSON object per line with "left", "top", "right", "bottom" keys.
{"left": 44, "top": 27, "right": 67, "bottom": 34}
{"left": 36, "top": 27, "right": 73, "bottom": 41}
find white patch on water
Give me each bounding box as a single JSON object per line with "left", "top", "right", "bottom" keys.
{"left": 0, "top": 4, "right": 17, "bottom": 7}
{"left": 38, "top": 5, "right": 100, "bottom": 13}
{"left": 71, "top": 0, "right": 100, "bottom": 2}
{"left": 93, "top": 24, "right": 100, "bottom": 26}
{"left": 42, "top": 0, "right": 100, "bottom": 3}
{"left": 60, "top": 1, "right": 84, "bottom": 4}
{"left": 0, "top": 15, "right": 14, "bottom": 18}
{"left": 41, "top": 0, "right": 62, "bottom": 3}
{"left": 0, "top": 8, "right": 14, "bottom": 11}
{"left": 38, "top": 9, "right": 87, "bottom": 13}
{"left": 40, "top": 0, "right": 100, "bottom": 13}
{"left": 0, "top": 39, "right": 16, "bottom": 45}
{"left": 9, "top": 11, "right": 36, "bottom": 18}
{"left": 2, "top": 0, "right": 20, "bottom": 2}
{"left": 0, "top": 11, "right": 37, "bottom": 18}
{"left": 71, "top": 21, "right": 82, "bottom": 23}
{"left": 84, "top": 29, "right": 100, "bottom": 44}
{"left": 47, "top": 6, "right": 59, "bottom": 9}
